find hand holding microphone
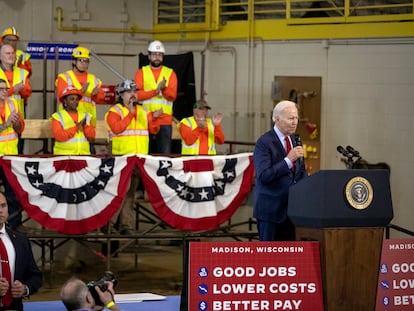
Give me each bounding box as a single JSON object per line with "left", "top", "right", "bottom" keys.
{"left": 286, "top": 135, "right": 304, "bottom": 164}
{"left": 294, "top": 134, "right": 304, "bottom": 166}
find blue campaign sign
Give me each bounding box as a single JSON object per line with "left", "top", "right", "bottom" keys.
{"left": 26, "top": 42, "right": 78, "bottom": 60}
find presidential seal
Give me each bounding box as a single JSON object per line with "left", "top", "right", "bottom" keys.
{"left": 345, "top": 176, "right": 373, "bottom": 210}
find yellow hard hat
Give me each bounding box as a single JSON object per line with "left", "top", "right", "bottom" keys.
{"left": 72, "top": 46, "right": 90, "bottom": 59}
{"left": 1, "top": 27, "right": 20, "bottom": 39}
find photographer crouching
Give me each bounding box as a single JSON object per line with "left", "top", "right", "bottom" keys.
{"left": 60, "top": 272, "right": 122, "bottom": 311}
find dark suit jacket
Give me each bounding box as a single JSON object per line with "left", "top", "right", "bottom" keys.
{"left": 253, "top": 129, "right": 307, "bottom": 224}
{"left": 5, "top": 227, "right": 42, "bottom": 311}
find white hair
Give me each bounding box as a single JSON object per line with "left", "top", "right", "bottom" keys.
{"left": 272, "top": 100, "right": 297, "bottom": 122}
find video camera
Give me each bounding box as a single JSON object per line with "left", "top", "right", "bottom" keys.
{"left": 87, "top": 271, "right": 118, "bottom": 306}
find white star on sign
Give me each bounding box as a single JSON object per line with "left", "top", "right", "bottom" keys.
{"left": 101, "top": 164, "right": 112, "bottom": 174}
{"left": 26, "top": 165, "right": 37, "bottom": 175}
{"left": 199, "top": 188, "right": 209, "bottom": 200}
{"left": 176, "top": 184, "right": 184, "bottom": 191}
{"left": 215, "top": 180, "right": 224, "bottom": 189}
{"left": 180, "top": 188, "right": 189, "bottom": 198}
{"left": 33, "top": 180, "right": 43, "bottom": 187}
{"left": 160, "top": 160, "right": 171, "bottom": 169}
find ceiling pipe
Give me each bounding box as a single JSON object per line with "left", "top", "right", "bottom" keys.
{"left": 55, "top": 7, "right": 221, "bottom": 35}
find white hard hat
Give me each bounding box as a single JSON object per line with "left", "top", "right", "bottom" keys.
{"left": 148, "top": 40, "right": 165, "bottom": 54}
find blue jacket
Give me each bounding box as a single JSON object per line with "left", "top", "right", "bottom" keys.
{"left": 253, "top": 129, "right": 307, "bottom": 223}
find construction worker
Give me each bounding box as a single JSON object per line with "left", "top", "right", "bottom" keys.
{"left": 51, "top": 87, "right": 95, "bottom": 155}
{"left": 55, "top": 46, "right": 105, "bottom": 128}
{"left": 1, "top": 26, "right": 32, "bottom": 77}
{"left": 178, "top": 99, "right": 225, "bottom": 155}
{"left": 0, "top": 44, "right": 31, "bottom": 117}
{"left": 0, "top": 43, "right": 31, "bottom": 154}
{"left": 134, "top": 40, "right": 177, "bottom": 154}
{"left": 104, "top": 80, "right": 161, "bottom": 234}
{"left": 0, "top": 78, "right": 25, "bottom": 229}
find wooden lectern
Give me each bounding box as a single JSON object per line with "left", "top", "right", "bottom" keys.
{"left": 288, "top": 170, "right": 393, "bottom": 311}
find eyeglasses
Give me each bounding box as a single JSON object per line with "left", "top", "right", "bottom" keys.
{"left": 77, "top": 59, "right": 90, "bottom": 63}
{"left": 149, "top": 52, "right": 163, "bottom": 57}
{"left": 0, "top": 87, "right": 10, "bottom": 92}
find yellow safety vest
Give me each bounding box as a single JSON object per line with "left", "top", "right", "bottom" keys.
{"left": 180, "top": 117, "right": 216, "bottom": 155}
{"left": 57, "top": 70, "right": 101, "bottom": 126}
{"left": 52, "top": 110, "right": 92, "bottom": 155}
{"left": 105, "top": 103, "right": 149, "bottom": 155}
{"left": 0, "top": 67, "right": 29, "bottom": 118}
{"left": 0, "top": 99, "right": 19, "bottom": 155}
{"left": 16, "top": 50, "right": 31, "bottom": 67}
{"left": 141, "top": 65, "right": 173, "bottom": 115}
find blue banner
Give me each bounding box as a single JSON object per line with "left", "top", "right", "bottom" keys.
{"left": 26, "top": 42, "right": 79, "bottom": 60}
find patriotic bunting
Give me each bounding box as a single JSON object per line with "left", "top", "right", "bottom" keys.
{"left": 1, "top": 155, "right": 135, "bottom": 234}
{"left": 0, "top": 153, "right": 254, "bottom": 234}
{"left": 138, "top": 153, "right": 254, "bottom": 230}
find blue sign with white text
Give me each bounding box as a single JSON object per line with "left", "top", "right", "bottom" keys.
{"left": 27, "top": 42, "right": 78, "bottom": 60}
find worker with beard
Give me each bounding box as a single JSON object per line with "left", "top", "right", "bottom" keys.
{"left": 55, "top": 46, "right": 105, "bottom": 128}
{"left": 134, "top": 40, "right": 177, "bottom": 154}
{"left": 104, "top": 80, "right": 161, "bottom": 234}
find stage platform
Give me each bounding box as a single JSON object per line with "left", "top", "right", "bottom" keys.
{"left": 24, "top": 295, "right": 180, "bottom": 311}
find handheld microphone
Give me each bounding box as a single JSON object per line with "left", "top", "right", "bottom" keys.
{"left": 295, "top": 134, "right": 304, "bottom": 166}
{"left": 337, "top": 145, "right": 351, "bottom": 158}
{"left": 346, "top": 145, "right": 360, "bottom": 157}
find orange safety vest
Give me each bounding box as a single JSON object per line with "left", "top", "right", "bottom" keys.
{"left": 180, "top": 116, "right": 216, "bottom": 155}
{"left": 0, "top": 99, "right": 20, "bottom": 155}
{"left": 140, "top": 65, "right": 173, "bottom": 115}
{"left": 52, "top": 110, "right": 92, "bottom": 155}
{"left": 105, "top": 103, "right": 150, "bottom": 155}
{"left": 57, "top": 70, "right": 101, "bottom": 126}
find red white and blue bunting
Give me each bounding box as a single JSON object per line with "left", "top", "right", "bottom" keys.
{"left": 0, "top": 153, "right": 254, "bottom": 234}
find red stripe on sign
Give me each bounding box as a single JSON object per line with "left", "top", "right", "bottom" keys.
{"left": 183, "top": 159, "right": 213, "bottom": 172}
{"left": 53, "top": 159, "right": 87, "bottom": 172}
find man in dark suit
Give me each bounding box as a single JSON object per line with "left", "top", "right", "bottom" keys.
{"left": 0, "top": 191, "right": 42, "bottom": 310}
{"left": 253, "top": 100, "right": 307, "bottom": 241}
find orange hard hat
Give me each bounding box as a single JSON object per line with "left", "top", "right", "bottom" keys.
{"left": 60, "top": 87, "right": 82, "bottom": 102}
